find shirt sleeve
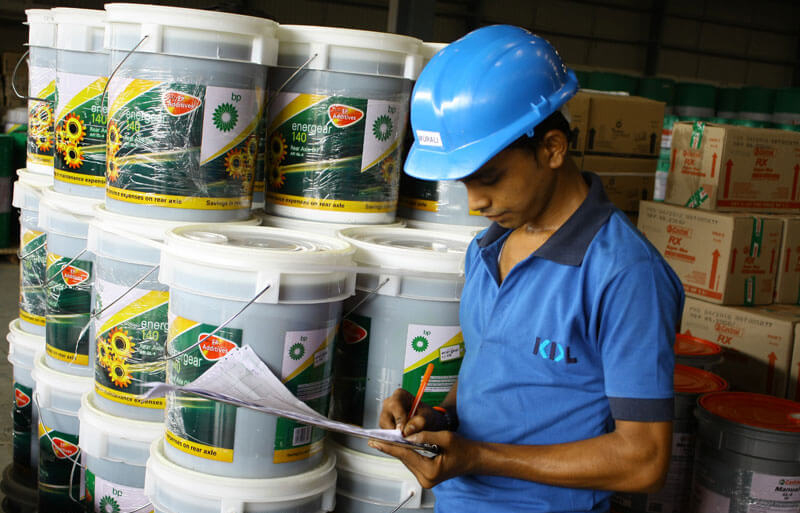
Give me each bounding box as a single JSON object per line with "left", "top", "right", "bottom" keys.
{"left": 598, "top": 258, "right": 684, "bottom": 422}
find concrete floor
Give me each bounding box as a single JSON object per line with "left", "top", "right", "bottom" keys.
{"left": 0, "top": 261, "right": 20, "bottom": 499}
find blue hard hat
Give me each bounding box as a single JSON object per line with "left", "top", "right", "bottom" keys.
{"left": 404, "top": 25, "right": 578, "bottom": 181}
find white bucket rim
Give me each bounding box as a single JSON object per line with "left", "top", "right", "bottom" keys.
{"left": 32, "top": 352, "right": 93, "bottom": 414}
{"left": 51, "top": 7, "right": 105, "bottom": 26}
{"left": 278, "top": 25, "right": 421, "bottom": 56}
{"left": 39, "top": 186, "right": 103, "bottom": 235}
{"left": 17, "top": 168, "right": 54, "bottom": 189}
{"left": 402, "top": 217, "right": 486, "bottom": 235}
{"left": 421, "top": 41, "right": 447, "bottom": 61}
{"left": 332, "top": 441, "right": 418, "bottom": 482}
{"left": 26, "top": 9, "right": 56, "bottom": 48}
{"left": 7, "top": 319, "right": 46, "bottom": 369}
{"left": 104, "top": 3, "right": 278, "bottom": 39}
{"left": 338, "top": 226, "right": 470, "bottom": 275}
{"left": 12, "top": 171, "right": 51, "bottom": 211}
{"left": 78, "top": 392, "right": 162, "bottom": 462}
{"left": 145, "top": 438, "right": 337, "bottom": 502}
{"left": 260, "top": 213, "right": 406, "bottom": 236}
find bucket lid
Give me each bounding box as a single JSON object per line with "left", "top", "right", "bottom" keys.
{"left": 716, "top": 87, "right": 740, "bottom": 114}
{"left": 421, "top": 42, "right": 447, "bottom": 63}
{"left": 674, "top": 333, "right": 722, "bottom": 357}
{"left": 738, "top": 86, "right": 775, "bottom": 115}
{"left": 160, "top": 225, "right": 356, "bottom": 304}
{"left": 12, "top": 169, "right": 52, "bottom": 210}
{"left": 78, "top": 392, "right": 162, "bottom": 465}
{"left": 277, "top": 25, "right": 422, "bottom": 79}
{"left": 674, "top": 364, "right": 727, "bottom": 395}
{"left": 26, "top": 9, "right": 56, "bottom": 48}
{"left": 7, "top": 319, "right": 45, "bottom": 369}
{"left": 675, "top": 82, "right": 717, "bottom": 109}
{"left": 586, "top": 71, "right": 640, "bottom": 95}
{"left": 31, "top": 352, "right": 93, "bottom": 417}
{"left": 260, "top": 213, "right": 405, "bottom": 237}
{"left": 699, "top": 391, "right": 800, "bottom": 433}
{"left": 774, "top": 88, "right": 800, "bottom": 116}
{"left": 52, "top": 8, "right": 105, "bottom": 53}
{"left": 338, "top": 227, "right": 471, "bottom": 274}
{"left": 104, "top": 4, "right": 278, "bottom": 65}
{"left": 637, "top": 77, "right": 675, "bottom": 105}
{"left": 145, "top": 438, "right": 337, "bottom": 506}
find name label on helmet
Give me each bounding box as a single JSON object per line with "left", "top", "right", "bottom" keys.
{"left": 416, "top": 130, "right": 443, "bottom": 148}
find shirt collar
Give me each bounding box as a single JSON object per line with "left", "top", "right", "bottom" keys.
{"left": 476, "top": 172, "right": 615, "bottom": 266}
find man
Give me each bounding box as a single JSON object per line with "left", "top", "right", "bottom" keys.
{"left": 369, "top": 25, "right": 684, "bottom": 512}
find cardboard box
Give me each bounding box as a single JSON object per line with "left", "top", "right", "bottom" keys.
{"left": 582, "top": 155, "right": 656, "bottom": 213}
{"left": 583, "top": 93, "right": 664, "bottom": 158}
{"left": 566, "top": 92, "right": 590, "bottom": 158}
{"left": 754, "top": 304, "right": 800, "bottom": 400}
{"left": 638, "top": 201, "right": 782, "bottom": 305}
{"left": 665, "top": 122, "right": 800, "bottom": 213}
{"left": 773, "top": 216, "right": 800, "bottom": 304}
{"left": 681, "top": 297, "right": 798, "bottom": 397}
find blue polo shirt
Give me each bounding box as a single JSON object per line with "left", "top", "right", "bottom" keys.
{"left": 434, "top": 173, "right": 684, "bottom": 513}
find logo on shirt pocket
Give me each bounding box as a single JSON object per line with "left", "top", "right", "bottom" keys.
{"left": 533, "top": 337, "right": 578, "bottom": 364}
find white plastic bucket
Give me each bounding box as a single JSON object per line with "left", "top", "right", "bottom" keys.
{"left": 145, "top": 439, "right": 337, "bottom": 513}
{"left": 86, "top": 205, "right": 259, "bottom": 421}
{"left": 333, "top": 441, "right": 434, "bottom": 512}
{"left": 51, "top": 8, "right": 107, "bottom": 199}
{"left": 32, "top": 352, "right": 93, "bottom": 511}
{"left": 25, "top": 9, "right": 57, "bottom": 176}
{"left": 398, "top": 176, "right": 491, "bottom": 229}
{"left": 260, "top": 212, "right": 405, "bottom": 237}
{"left": 13, "top": 168, "right": 53, "bottom": 335}
{"left": 79, "top": 392, "right": 163, "bottom": 513}
{"left": 102, "top": 4, "right": 278, "bottom": 222}
{"left": 158, "top": 225, "right": 355, "bottom": 477}
{"left": 39, "top": 187, "right": 102, "bottom": 376}
{"left": 265, "top": 26, "right": 420, "bottom": 224}
{"left": 8, "top": 319, "right": 46, "bottom": 476}
{"left": 333, "top": 227, "right": 470, "bottom": 456}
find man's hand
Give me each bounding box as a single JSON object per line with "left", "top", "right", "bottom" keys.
{"left": 379, "top": 388, "right": 450, "bottom": 437}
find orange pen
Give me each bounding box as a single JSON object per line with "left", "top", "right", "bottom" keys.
{"left": 408, "top": 363, "right": 434, "bottom": 419}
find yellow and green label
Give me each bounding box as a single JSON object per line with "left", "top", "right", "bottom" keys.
{"left": 274, "top": 325, "right": 337, "bottom": 463}
{"left": 266, "top": 93, "right": 407, "bottom": 214}
{"left": 85, "top": 469, "right": 152, "bottom": 513}
{"left": 403, "top": 325, "right": 464, "bottom": 406}
{"left": 45, "top": 253, "right": 93, "bottom": 366}
{"left": 12, "top": 383, "right": 33, "bottom": 469}
{"left": 106, "top": 78, "right": 263, "bottom": 210}
{"left": 27, "top": 65, "right": 56, "bottom": 168}
{"left": 254, "top": 100, "right": 268, "bottom": 196}
{"left": 94, "top": 279, "right": 168, "bottom": 409}
{"left": 38, "top": 423, "right": 83, "bottom": 512}
{"left": 54, "top": 72, "right": 108, "bottom": 188}
{"left": 332, "top": 314, "right": 371, "bottom": 424}
{"left": 165, "top": 316, "right": 242, "bottom": 463}
{"left": 20, "top": 229, "right": 47, "bottom": 326}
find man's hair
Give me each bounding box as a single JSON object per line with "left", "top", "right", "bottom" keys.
{"left": 506, "top": 110, "right": 572, "bottom": 154}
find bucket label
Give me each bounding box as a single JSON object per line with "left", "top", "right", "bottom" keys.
{"left": 749, "top": 472, "right": 800, "bottom": 505}
{"left": 399, "top": 176, "right": 440, "bottom": 212}
{"left": 94, "top": 278, "right": 169, "bottom": 409}
{"left": 165, "top": 316, "right": 242, "bottom": 463}
{"left": 45, "top": 253, "right": 93, "bottom": 366}
{"left": 19, "top": 229, "right": 47, "bottom": 326}
{"left": 274, "top": 325, "right": 337, "bottom": 463}
{"left": 253, "top": 101, "right": 268, "bottom": 197}
{"left": 38, "top": 423, "right": 84, "bottom": 512}
{"left": 54, "top": 71, "right": 108, "bottom": 188}
{"left": 106, "top": 78, "right": 265, "bottom": 210}
{"left": 266, "top": 92, "right": 408, "bottom": 214}
{"left": 27, "top": 65, "right": 56, "bottom": 169}
{"left": 332, "top": 314, "right": 371, "bottom": 424}
{"left": 85, "top": 469, "right": 152, "bottom": 513}
{"left": 12, "top": 382, "right": 33, "bottom": 468}
{"left": 403, "top": 325, "right": 464, "bottom": 406}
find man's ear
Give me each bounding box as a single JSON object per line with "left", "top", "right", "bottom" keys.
{"left": 541, "top": 129, "right": 568, "bottom": 169}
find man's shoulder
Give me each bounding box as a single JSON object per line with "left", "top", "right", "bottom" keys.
{"left": 587, "top": 208, "right": 669, "bottom": 272}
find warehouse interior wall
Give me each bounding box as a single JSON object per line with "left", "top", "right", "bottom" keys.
{"left": 0, "top": 0, "right": 798, "bottom": 84}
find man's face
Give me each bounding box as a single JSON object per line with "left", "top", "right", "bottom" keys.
{"left": 460, "top": 146, "right": 557, "bottom": 230}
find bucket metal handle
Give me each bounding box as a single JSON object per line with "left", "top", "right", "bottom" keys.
{"left": 11, "top": 49, "right": 51, "bottom": 103}
{"left": 266, "top": 52, "right": 318, "bottom": 112}
{"left": 389, "top": 491, "right": 417, "bottom": 513}
{"left": 101, "top": 35, "right": 149, "bottom": 119}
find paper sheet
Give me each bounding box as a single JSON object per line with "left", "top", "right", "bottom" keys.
{"left": 145, "top": 345, "right": 438, "bottom": 454}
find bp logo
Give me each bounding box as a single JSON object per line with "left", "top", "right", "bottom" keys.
{"left": 213, "top": 103, "right": 239, "bottom": 132}
{"left": 411, "top": 336, "right": 429, "bottom": 353}
{"left": 289, "top": 342, "right": 306, "bottom": 361}
{"left": 372, "top": 115, "right": 393, "bottom": 142}
{"left": 99, "top": 496, "right": 120, "bottom": 513}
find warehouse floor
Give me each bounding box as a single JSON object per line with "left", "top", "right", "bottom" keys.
{"left": 0, "top": 261, "right": 21, "bottom": 501}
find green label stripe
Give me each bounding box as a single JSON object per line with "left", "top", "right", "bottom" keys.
{"left": 684, "top": 187, "right": 709, "bottom": 209}
{"left": 108, "top": 81, "right": 257, "bottom": 202}
{"left": 12, "top": 382, "right": 33, "bottom": 468}
{"left": 750, "top": 217, "right": 763, "bottom": 257}
{"left": 20, "top": 232, "right": 47, "bottom": 321}
{"left": 744, "top": 277, "right": 756, "bottom": 306}
{"left": 166, "top": 319, "right": 242, "bottom": 454}
{"left": 54, "top": 74, "right": 108, "bottom": 180}
{"left": 38, "top": 424, "right": 83, "bottom": 512}
{"left": 27, "top": 92, "right": 56, "bottom": 160}
{"left": 402, "top": 326, "right": 465, "bottom": 407}
{"left": 46, "top": 255, "right": 93, "bottom": 361}
{"left": 268, "top": 94, "right": 403, "bottom": 206}
{"left": 332, "top": 313, "right": 371, "bottom": 425}
{"left": 690, "top": 121, "right": 705, "bottom": 150}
